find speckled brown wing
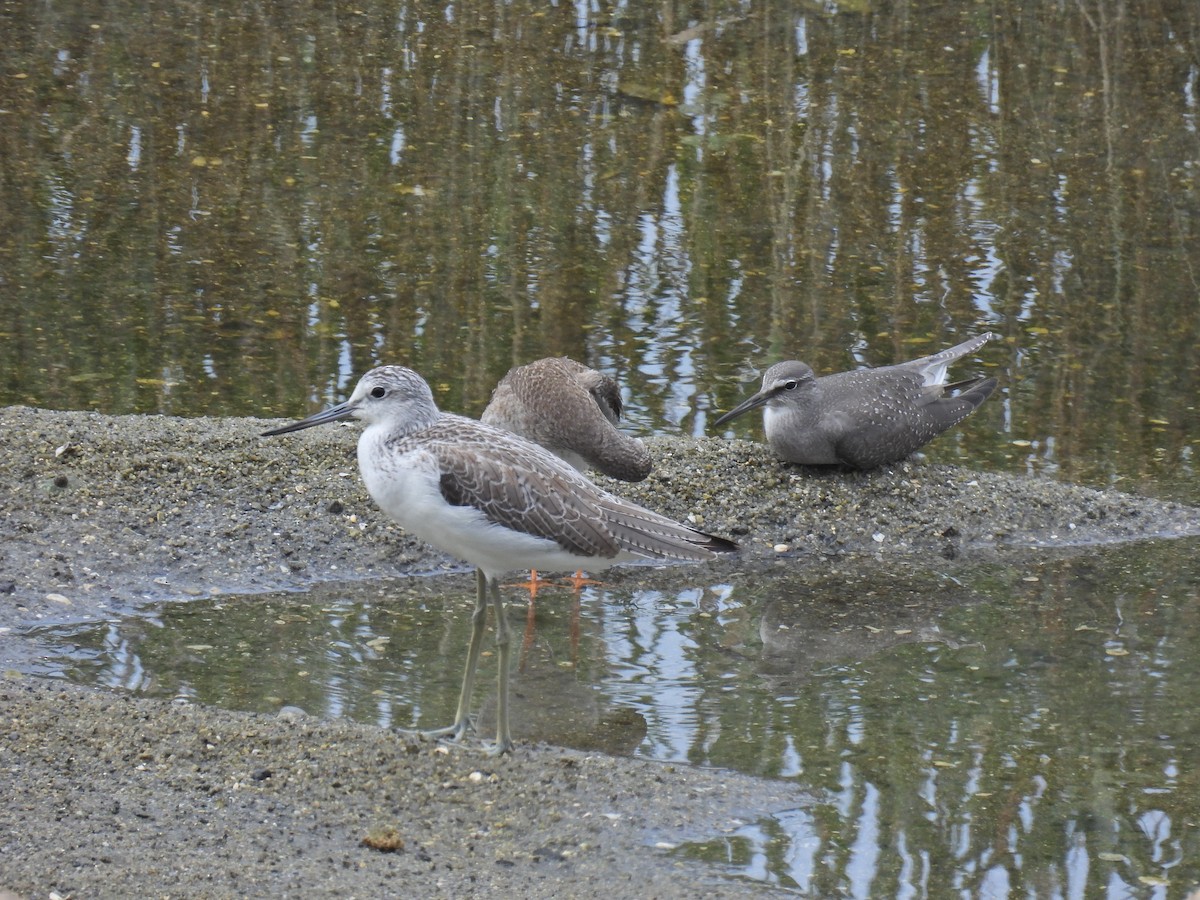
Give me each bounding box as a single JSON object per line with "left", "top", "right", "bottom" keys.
{"left": 419, "top": 418, "right": 624, "bottom": 560}
{"left": 417, "top": 416, "right": 726, "bottom": 562}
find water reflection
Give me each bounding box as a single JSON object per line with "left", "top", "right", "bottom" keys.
{"left": 19, "top": 537, "right": 1200, "bottom": 892}
{"left": 5, "top": 0, "right": 1200, "bottom": 891}
{"left": 2, "top": 1, "right": 1198, "bottom": 499}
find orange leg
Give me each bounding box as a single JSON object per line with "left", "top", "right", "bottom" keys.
{"left": 562, "top": 570, "right": 603, "bottom": 591}
{"left": 505, "top": 568, "right": 556, "bottom": 600}
{"left": 519, "top": 591, "right": 538, "bottom": 673}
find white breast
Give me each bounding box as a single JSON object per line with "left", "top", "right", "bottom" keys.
{"left": 356, "top": 426, "right": 623, "bottom": 580}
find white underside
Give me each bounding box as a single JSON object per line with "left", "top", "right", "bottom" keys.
{"left": 358, "top": 425, "right": 628, "bottom": 580}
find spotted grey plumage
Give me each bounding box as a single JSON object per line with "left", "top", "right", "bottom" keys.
{"left": 714, "top": 333, "right": 1000, "bottom": 470}
{"left": 482, "top": 356, "right": 652, "bottom": 482}
{"left": 264, "top": 365, "right": 735, "bottom": 754}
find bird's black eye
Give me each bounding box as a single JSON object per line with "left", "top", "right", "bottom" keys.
{"left": 370, "top": 386, "right": 386, "bottom": 399}
{"left": 783, "top": 380, "right": 799, "bottom": 391}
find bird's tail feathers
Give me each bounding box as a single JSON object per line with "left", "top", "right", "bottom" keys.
{"left": 599, "top": 498, "right": 738, "bottom": 561}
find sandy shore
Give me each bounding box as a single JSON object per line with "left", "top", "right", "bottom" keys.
{"left": 2, "top": 405, "right": 1197, "bottom": 898}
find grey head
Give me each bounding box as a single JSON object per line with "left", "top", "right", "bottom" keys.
{"left": 714, "top": 333, "right": 999, "bottom": 469}
{"left": 713, "top": 359, "right": 818, "bottom": 429}
{"left": 482, "top": 356, "right": 652, "bottom": 482}
{"left": 261, "top": 366, "right": 441, "bottom": 438}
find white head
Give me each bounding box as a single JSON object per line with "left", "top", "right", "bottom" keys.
{"left": 262, "top": 365, "right": 440, "bottom": 436}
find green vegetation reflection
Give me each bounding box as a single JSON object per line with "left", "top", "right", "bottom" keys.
{"left": 22, "top": 536, "right": 1200, "bottom": 893}
{"left": 2, "top": 1, "right": 1198, "bottom": 497}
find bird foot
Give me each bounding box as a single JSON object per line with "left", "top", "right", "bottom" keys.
{"left": 403, "top": 728, "right": 514, "bottom": 756}
{"left": 504, "top": 569, "right": 561, "bottom": 600}
{"left": 401, "top": 721, "right": 514, "bottom": 755}
{"left": 484, "top": 738, "right": 515, "bottom": 756}
{"left": 559, "top": 570, "right": 603, "bottom": 592}
{"left": 408, "top": 719, "right": 476, "bottom": 745}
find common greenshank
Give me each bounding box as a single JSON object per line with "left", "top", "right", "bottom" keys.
{"left": 264, "top": 365, "right": 736, "bottom": 754}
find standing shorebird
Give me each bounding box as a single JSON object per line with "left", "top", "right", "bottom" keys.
{"left": 264, "top": 365, "right": 736, "bottom": 754}
{"left": 714, "top": 333, "right": 999, "bottom": 470}
{"left": 482, "top": 357, "right": 652, "bottom": 592}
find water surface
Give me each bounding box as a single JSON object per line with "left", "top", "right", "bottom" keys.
{"left": 2, "top": 0, "right": 1198, "bottom": 498}
{"left": 22, "top": 536, "right": 1200, "bottom": 893}
{"left": 4, "top": 1, "right": 1200, "bottom": 894}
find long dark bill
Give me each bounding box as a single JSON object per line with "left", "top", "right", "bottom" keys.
{"left": 712, "top": 389, "right": 773, "bottom": 427}
{"left": 262, "top": 400, "right": 357, "bottom": 437}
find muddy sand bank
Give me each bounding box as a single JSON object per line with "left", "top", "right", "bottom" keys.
{"left": 2, "top": 405, "right": 1197, "bottom": 898}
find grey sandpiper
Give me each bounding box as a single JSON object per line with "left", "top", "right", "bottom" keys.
{"left": 714, "top": 333, "right": 1000, "bottom": 470}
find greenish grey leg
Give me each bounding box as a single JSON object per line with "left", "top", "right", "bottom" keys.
{"left": 422, "top": 568, "right": 489, "bottom": 742}
{"left": 487, "top": 576, "right": 515, "bottom": 755}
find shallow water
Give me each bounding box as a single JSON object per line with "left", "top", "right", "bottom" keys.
{"left": 21, "top": 536, "right": 1200, "bottom": 893}
{"left": 5, "top": 1, "right": 1200, "bottom": 893}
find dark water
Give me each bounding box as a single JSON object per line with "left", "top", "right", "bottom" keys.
{"left": 5, "top": 1, "right": 1200, "bottom": 894}
{"left": 2, "top": 0, "right": 1198, "bottom": 498}
{"left": 20, "top": 537, "right": 1200, "bottom": 893}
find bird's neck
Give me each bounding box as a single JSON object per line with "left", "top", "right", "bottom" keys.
{"left": 368, "top": 404, "right": 442, "bottom": 445}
